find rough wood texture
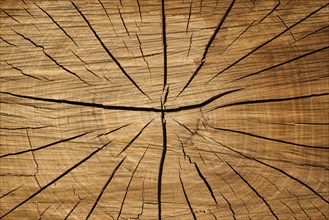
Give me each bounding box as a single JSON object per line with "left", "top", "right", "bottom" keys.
{"left": 1, "top": 0, "right": 328, "bottom": 219}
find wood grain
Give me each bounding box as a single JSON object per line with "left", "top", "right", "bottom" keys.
{"left": 0, "top": 0, "right": 328, "bottom": 219}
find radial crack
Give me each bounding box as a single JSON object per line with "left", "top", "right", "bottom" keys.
{"left": 117, "top": 146, "right": 149, "bottom": 219}
{"left": 0, "top": 141, "right": 112, "bottom": 219}
{"left": 176, "top": 0, "right": 236, "bottom": 98}
{"left": 71, "top": 1, "right": 151, "bottom": 100}
{"left": 0, "top": 91, "right": 161, "bottom": 112}
{"left": 1, "top": 131, "right": 91, "bottom": 158}
{"left": 179, "top": 171, "right": 196, "bottom": 220}
{"left": 226, "top": 162, "right": 279, "bottom": 219}
{"left": 86, "top": 156, "right": 126, "bottom": 219}
{"left": 36, "top": 4, "right": 78, "bottom": 47}
{"left": 161, "top": 0, "right": 167, "bottom": 91}
{"left": 259, "top": 0, "right": 280, "bottom": 23}
{"left": 158, "top": 111, "right": 167, "bottom": 220}
{"left": 5, "top": 61, "right": 43, "bottom": 81}
{"left": 117, "top": 119, "right": 154, "bottom": 156}
{"left": 118, "top": 7, "right": 130, "bottom": 37}
{"left": 13, "top": 30, "right": 89, "bottom": 84}
{"left": 208, "top": 125, "right": 329, "bottom": 149}
{"left": 232, "top": 46, "right": 329, "bottom": 82}
{"left": 208, "top": 3, "right": 328, "bottom": 83}
{"left": 0, "top": 185, "right": 22, "bottom": 199}
{"left": 207, "top": 137, "right": 329, "bottom": 204}
{"left": 210, "top": 92, "right": 329, "bottom": 111}
{"left": 186, "top": 0, "right": 193, "bottom": 32}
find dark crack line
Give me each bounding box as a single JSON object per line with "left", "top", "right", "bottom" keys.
{"left": 207, "top": 3, "right": 329, "bottom": 83}
{"left": 186, "top": 33, "right": 193, "bottom": 61}
{"left": 85, "top": 67, "right": 102, "bottom": 79}
{"left": 210, "top": 92, "right": 329, "bottom": 111}
{"left": 220, "top": 192, "right": 236, "bottom": 220}
{"left": 95, "top": 123, "right": 132, "bottom": 138}
{"left": 259, "top": 0, "right": 280, "bottom": 23}
{"left": 309, "top": 200, "right": 328, "bottom": 219}
{"left": 0, "top": 91, "right": 161, "bottom": 112}
{"left": 158, "top": 111, "right": 167, "bottom": 220}
{"left": 118, "top": 7, "right": 130, "bottom": 37}
{"left": 208, "top": 125, "right": 329, "bottom": 149}
{"left": 285, "top": 188, "right": 311, "bottom": 219}
{"left": 71, "top": 50, "right": 87, "bottom": 65}
{"left": 136, "top": 33, "right": 152, "bottom": 76}
{"left": 117, "top": 146, "right": 149, "bottom": 219}
{"left": 222, "top": 21, "right": 255, "bottom": 54}
{"left": 117, "top": 119, "right": 154, "bottom": 156}
{"left": 194, "top": 163, "right": 218, "bottom": 205}
{"left": 36, "top": 4, "right": 78, "bottom": 47}
{"left": 0, "top": 185, "right": 22, "bottom": 199}
{"left": 277, "top": 14, "right": 296, "bottom": 41}
{"left": 293, "top": 26, "right": 329, "bottom": 45}
{"left": 161, "top": 0, "right": 167, "bottom": 91}
{"left": 206, "top": 137, "right": 329, "bottom": 204}
{"left": 71, "top": 1, "right": 151, "bottom": 100}
{"left": 0, "top": 36, "right": 17, "bottom": 47}
{"left": 179, "top": 171, "right": 197, "bottom": 220}
{"left": 1, "top": 88, "right": 242, "bottom": 113}
{"left": 177, "top": 137, "right": 218, "bottom": 206}
{"left": 232, "top": 46, "right": 329, "bottom": 82}
{"left": 226, "top": 162, "right": 279, "bottom": 220}
{"left": 176, "top": 0, "right": 236, "bottom": 98}
{"left": 186, "top": 0, "right": 193, "bottom": 32}
{"left": 1, "top": 9, "right": 20, "bottom": 23}
{"left": 64, "top": 200, "right": 81, "bottom": 220}
{"left": 13, "top": 30, "right": 89, "bottom": 85}
{"left": 136, "top": 0, "right": 142, "bottom": 22}
{"left": 0, "top": 140, "right": 112, "bottom": 219}
{"left": 86, "top": 156, "right": 126, "bottom": 219}
{"left": 168, "top": 88, "right": 242, "bottom": 112}
{"left": 136, "top": 177, "right": 146, "bottom": 219}
{"left": 0, "top": 131, "right": 91, "bottom": 158}
{"left": 5, "top": 61, "right": 43, "bottom": 81}
{"left": 97, "top": 0, "right": 119, "bottom": 38}
{"left": 26, "top": 130, "right": 41, "bottom": 188}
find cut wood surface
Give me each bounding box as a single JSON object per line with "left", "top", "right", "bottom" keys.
{"left": 0, "top": 0, "right": 328, "bottom": 219}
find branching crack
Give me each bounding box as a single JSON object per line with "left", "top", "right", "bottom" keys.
{"left": 176, "top": 0, "right": 236, "bottom": 98}
{"left": 26, "top": 130, "right": 41, "bottom": 188}
{"left": 0, "top": 140, "right": 113, "bottom": 219}
{"left": 117, "top": 145, "right": 149, "bottom": 219}
{"left": 71, "top": 1, "right": 151, "bottom": 100}
{"left": 207, "top": 3, "right": 328, "bottom": 83}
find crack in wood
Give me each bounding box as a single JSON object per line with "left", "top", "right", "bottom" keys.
{"left": 226, "top": 162, "right": 279, "bottom": 220}
{"left": 208, "top": 3, "right": 329, "bottom": 83}
{"left": 117, "top": 120, "right": 153, "bottom": 156}
{"left": 0, "top": 131, "right": 91, "bottom": 158}
{"left": 71, "top": 1, "right": 151, "bottom": 100}
{"left": 86, "top": 156, "right": 126, "bottom": 219}
{"left": 206, "top": 136, "right": 329, "bottom": 204}
{"left": 208, "top": 125, "right": 329, "bottom": 149}
{"left": 36, "top": 4, "right": 79, "bottom": 47}
{"left": 0, "top": 140, "right": 113, "bottom": 219}
{"left": 179, "top": 171, "right": 197, "bottom": 220}
{"left": 176, "top": 0, "right": 236, "bottom": 98}
{"left": 117, "top": 145, "right": 149, "bottom": 219}
{"left": 158, "top": 110, "right": 167, "bottom": 220}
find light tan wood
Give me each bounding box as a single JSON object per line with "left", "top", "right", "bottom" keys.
{"left": 0, "top": 0, "right": 328, "bottom": 219}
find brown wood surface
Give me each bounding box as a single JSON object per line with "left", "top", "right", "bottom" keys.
{"left": 0, "top": 0, "right": 329, "bottom": 219}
